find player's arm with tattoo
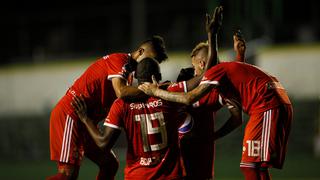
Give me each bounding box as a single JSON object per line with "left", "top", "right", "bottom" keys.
{"left": 138, "top": 76, "right": 215, "bottom": 105}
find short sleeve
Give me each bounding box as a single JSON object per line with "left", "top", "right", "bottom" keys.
{"left": 106, "top": 53, "right": 129, "bottom": 80}
{"left": 104, "top": 99, "right": 124, "bottom": 129}
{"left": 200, "top": 65, "right": 226, "bottom": 86}
{"left": 193, "top": 89, "right": 224, "bottom": 111}
{"left": 167, "top": 81, "right": 188, "bottom": 92}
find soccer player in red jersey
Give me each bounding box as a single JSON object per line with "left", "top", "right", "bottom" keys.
{"left": 171, "top": 34, "right": 245, "bottom": 179}
{"left": 138, "top": 8, "right": 293, "bottom": 180}
{"left": 47, "top": 36, "right": 168, "bottom": 180}
{"left": 139, "top": 50, "right": 292, "bottom": 180}
{"left": 72, "top": 58, "right": 187, "bottom": 179}
{"left": 72, "top": 57, "right": 242, "bottom": 180}
{"left": 165, "top": 8, "right": 244, "bottom": 179}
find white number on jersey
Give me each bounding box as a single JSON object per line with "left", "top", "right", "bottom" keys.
{"left": 245, "top": 140, "right": 260, "bottom": 157}
{"left": 135, "top": 112, "right": 168, "bottom": 152}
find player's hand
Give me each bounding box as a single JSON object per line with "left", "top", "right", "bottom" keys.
{"left": 233, "top": 29, "right": 246, "bottom": 62}
{"left": 206, "top": 6, "right": 223, "bottom": 35}
{"left": 138, "top": 75, "right": 159, "bottom": 96}
{"left": 71, "top": 95, "right": 89, "bottom": 123}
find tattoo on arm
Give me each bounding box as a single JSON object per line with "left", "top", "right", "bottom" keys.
{"left": 155, "top": 84, "right": 214, "bottom": 105}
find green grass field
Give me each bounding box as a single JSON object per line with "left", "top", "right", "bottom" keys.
{"left": 0, "top": 148, "right": 319, "bottom": 180}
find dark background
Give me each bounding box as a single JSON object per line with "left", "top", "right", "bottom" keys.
{"left": 1, "top": 0, "right": 319, "bottom": 64}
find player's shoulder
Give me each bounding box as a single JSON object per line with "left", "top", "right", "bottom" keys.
{"left": 113, "top": 98, "right": 126, "bottom": 106}
{"left": 103, "top": 53, "right": 129, "bottom": 60}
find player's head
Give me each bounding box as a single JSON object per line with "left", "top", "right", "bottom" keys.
{"left": 131, "top": 35, "right": 168, "bottom": 64}
{"left": 176, "top": 67, "right": 195, "bottom": 82}
{"left": 190, "top": 42, "right": 209, "bottom": 76}
{"left": 135, "top": 57, "right": 162, "bottom": 84}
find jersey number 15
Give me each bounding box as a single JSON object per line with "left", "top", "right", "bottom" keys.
{"left": 134, "top": 112, "right": 168, "bottom": 152}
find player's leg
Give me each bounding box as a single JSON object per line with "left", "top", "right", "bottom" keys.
{"left": 240, "top": 165, "right": 260, "bottom": 180}
{"left": 240, "top": 163, "right": 271, "bottom": 180}
{"left": 241, "top": 105, "right": 292, "bottom": 180}
{"left": 259, "top": 163, "right": 271, "bottom": 180}
{"left": 269, "top": 104, "right": 293, "bottom": 169}
{"left": 48, "top": 104, "right": 82, "bottom": 180}
{"left": 240, "top": 111, "right": 267, "bottom": 180}
{"left": 83, "top": 126, "right": 119, "bottom": 180}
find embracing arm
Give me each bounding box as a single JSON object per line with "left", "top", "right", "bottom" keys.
{"left": 138, "top": 76, "right": 215, "bottom": 105}
{"left": 71, "top": 96, "right": 121, "bottom": 151}
{"left": 112, "top": 77, "right": 145, "bottom": 100}
{"left": 185, "top": 75, "right": 203, "bottom": 92}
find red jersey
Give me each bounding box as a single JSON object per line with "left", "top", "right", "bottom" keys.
{"left": 50, "top": 53, "right": 132, "bottom": 165}
{"left": 66, "top": 53, "right": 131, "bottom": 119}
{"left": 168, "top": 81, "right": 223, "bottom": 179}
{"left": 201, "top": 62, "right": 291, "bottom": 115}
{"left": 105, "top": 97, "right": 185, "bottom": 180}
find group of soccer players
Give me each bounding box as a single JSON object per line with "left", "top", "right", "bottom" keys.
{"left": 47, "top": 6, "right": 293, "bottom": 180}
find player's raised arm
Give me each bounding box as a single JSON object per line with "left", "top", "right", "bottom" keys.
{"left": 71, "top": 95, "right": 121, "bottom": 151}
{"left": 205, "top": 5, "right": 223, "bottom": 69}
{"left": 181, "top": 6, "right": 223, "bottom": 91}
{"left": 233, "top": 29, "right": 246, "bottom": 62}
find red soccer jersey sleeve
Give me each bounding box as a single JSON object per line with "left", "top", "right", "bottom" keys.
{"left": 167, "top": 81, "right": 188, "bottom": 93}
{"left": 105, "top": 53, "right": 131, "bottom": 80}
{"left": 104, "top": 99, "right": 124, "bottom": 129}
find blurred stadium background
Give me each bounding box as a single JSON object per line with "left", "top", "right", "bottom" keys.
{"left": 0, "top": 0, "right": 320, "bottom": 179}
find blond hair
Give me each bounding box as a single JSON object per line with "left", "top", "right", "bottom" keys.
{"left": 190, "top": 41, "right": 208, "bottom": 57}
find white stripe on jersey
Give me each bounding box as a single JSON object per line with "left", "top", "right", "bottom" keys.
{"left": 199, "top": 80, "right": 219, "bottom": 85}
{"left": 107, "top": 74, "right": 125, "bottom": 80}
{"left": 60, "top": 116, "right": 74, "bottom": 163}
{"left": 182, "top": 81, "right": 188, "bottom": 93}
{"left": 240, "top": 162, "right": 257, "bottom": 168}
{"left": 261, "top": 110, "right": 272, "bottom": 161}
{"left": 104, "top": 122, "right": 121, "bottom": 130}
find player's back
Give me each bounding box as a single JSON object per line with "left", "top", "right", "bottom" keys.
{"left": 219, "top": 62, "right": 290, "bottom": 114}
{"left": 58, "top": 53, "right": 129, "bottom": 119}
{"left": 115, "top": 97, "right": 185, "bottom": 180}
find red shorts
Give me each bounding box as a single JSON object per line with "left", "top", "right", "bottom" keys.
{"left": 50, "top": 95, "right": 112, "bottom": 166}
{"left": 240, "top": 104, "right": 293, "bottom": 169}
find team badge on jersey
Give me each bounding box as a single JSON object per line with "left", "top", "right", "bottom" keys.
{"left": 178, "top": 113, "right": 194, "bottom": 134}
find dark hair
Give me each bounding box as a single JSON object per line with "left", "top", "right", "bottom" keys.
{"left": 176, "top": 67, "right": 195, "bottom": 82}
{"left": 143, "top": 35, "right": 168, "bottom": 64}
{"left": 135, "top": 57, "right": 162, "bottom": 84}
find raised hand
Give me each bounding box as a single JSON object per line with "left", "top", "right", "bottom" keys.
{"left": 206, "top": 6, "right": 223, "bottom": 35}
{"left": 233, "top": 29, "right": 246, "bottom": 62}
{"left": 71, "top": 95, "right": 89, "bottom": 123}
